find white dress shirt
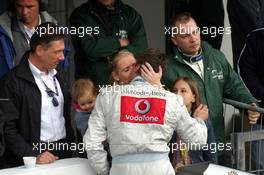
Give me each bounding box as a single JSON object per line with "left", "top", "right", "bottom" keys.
{"left": 28, "top": 60, "right": 66, "bottom": 142}
{"left": 184, "top": 59, "right": 204, "bottom": 80}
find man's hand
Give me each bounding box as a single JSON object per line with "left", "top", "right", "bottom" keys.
{"left": 140, "top": 62, "right": 163, "bottom": 88}
{"left": 119, "top": 38, "right": 130, "bottom": 47}
{"left": 193, "top": 104, "right": 208, "bottom": 121}
{"left": 36, "top": 151, "right": 59, "bottom": 164}
{"left": 247, "top": 103, "right": 260, "bottom": 124}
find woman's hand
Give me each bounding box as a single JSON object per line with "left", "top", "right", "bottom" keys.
{"left": 140, "top": 62, "right": 163, "bottom": 88}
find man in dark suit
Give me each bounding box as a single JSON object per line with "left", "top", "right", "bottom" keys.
{"left": 0, "top": 22, "right": 74, "bottom": 167}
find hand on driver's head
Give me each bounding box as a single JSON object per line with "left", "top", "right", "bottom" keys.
{"left": 140, "top": 62, "right": 163, "bottom": 88}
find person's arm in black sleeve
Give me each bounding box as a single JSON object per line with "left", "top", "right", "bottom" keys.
{"left": 238, "top": 31, "right": 264, "bottom": 103}
{"left": 0, "top": 102, "right": 5, "bottom": 157}
{"left": 0, "top": 77, "right": 39, "bottom": 158}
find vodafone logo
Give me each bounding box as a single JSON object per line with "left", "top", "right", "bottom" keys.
{"left": 135, "top": 100, "right": 151, "bottom": 114}
{"left": 120, "top": 96, "right": 166, "bottom": 125}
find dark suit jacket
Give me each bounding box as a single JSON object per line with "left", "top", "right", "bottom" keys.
{"left": 0, "top": 52, "right": 74, "bottom": 167}
{"left": 0, "top": 101, "right": 6, "bottom": 168}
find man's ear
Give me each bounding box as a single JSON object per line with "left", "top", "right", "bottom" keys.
{"left": 171, "top": 37, "right": 178, "bottom": 46}
{"left": 35, "top": 45, "right": 44, "bottom": 57}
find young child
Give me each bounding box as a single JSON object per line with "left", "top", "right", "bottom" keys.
{"left": 170, "top": 77, "right": 217, "bottom": 171}
{"left": 72, "top": 79, "right": 97, "bottom": 136}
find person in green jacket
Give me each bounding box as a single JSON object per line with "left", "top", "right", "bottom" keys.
{"left": 163, "top": 12, "right": 260, "bottom": 164}
{"left": 70, "top": 0, "right": 148, "bottom": 86}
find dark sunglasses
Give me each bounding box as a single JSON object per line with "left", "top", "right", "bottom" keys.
{"left": 46, "top": 89, "right": 59, "bottom": 107}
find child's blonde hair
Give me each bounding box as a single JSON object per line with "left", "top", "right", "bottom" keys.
{"left": 72, "top": 79, "right": 97, "bottom": 102}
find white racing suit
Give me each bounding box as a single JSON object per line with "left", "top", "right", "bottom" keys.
{"left": 83, "top": 76, "right": 207, "bottom": 175}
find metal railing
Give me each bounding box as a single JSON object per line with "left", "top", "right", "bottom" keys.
{"left": 223, "top": 98, "right": 264, "bottom": 174}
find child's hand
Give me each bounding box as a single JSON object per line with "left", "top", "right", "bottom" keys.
{"left": 193, "top": 104, "right": 208, "bottom": 121}
{"left": 175, "top": 162, "right": 185, "bottom": 173}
